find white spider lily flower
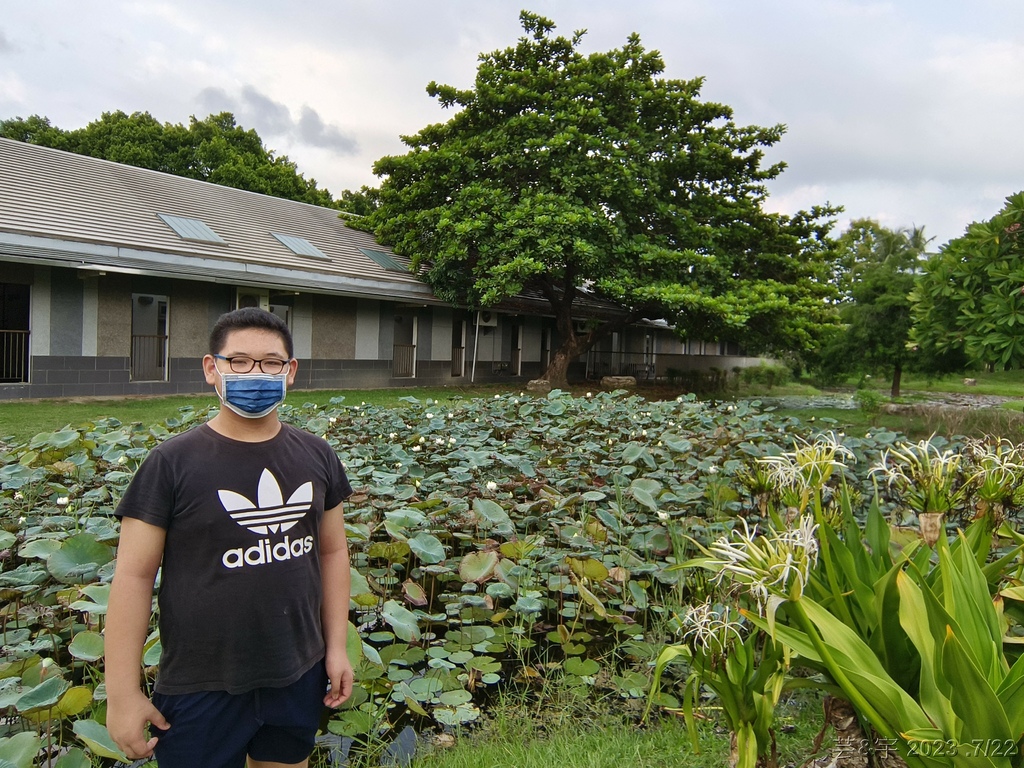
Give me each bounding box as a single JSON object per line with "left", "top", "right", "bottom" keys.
{"left": 870, "top": 437, "right": 962, "bottom": 515}
{"left": 680, "top": 602, "right": 745, "bottom": 656}
{"left": 758, "top": 432, "right": 853, "bottom": 502}
{"left": 705, "top": 516, "right": 819, "bottom": 607}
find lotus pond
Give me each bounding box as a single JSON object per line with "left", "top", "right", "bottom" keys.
{"left": 0, "top": 389, "right": 1021, "bottom": 767}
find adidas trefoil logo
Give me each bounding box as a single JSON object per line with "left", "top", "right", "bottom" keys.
{"left": 218, "top": 468, "right": 313, "bottom": 535}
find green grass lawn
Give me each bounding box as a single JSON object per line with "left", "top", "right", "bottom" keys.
{"left": 0, "top": 385, "right": 513, "bottom": 446}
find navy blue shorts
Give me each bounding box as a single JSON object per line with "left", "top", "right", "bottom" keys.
{"left": 150, "top": 659, "right": 327, "bottom": 768}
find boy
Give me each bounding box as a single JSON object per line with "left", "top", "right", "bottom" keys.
{"left": 106, "top": 307, "right": 353, "bottom": 768}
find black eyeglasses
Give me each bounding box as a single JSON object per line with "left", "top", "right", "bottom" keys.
{"left": 213, "top": 355, "right": 290, "bottom": 374}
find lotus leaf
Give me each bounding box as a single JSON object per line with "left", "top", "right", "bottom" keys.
{"left": 0, "top": 564, "right": 47, "bottom": 588}
{"left": 52, "top": 747, "right": 91, "bottom": 768}
{"left": 566, "top": 556, "right": 609, "bottom": 582}
{"left": 458, "top": 551, "right": 499, "bottom": 583}
{"left": 402, "top": 579, "right": 428, "bottom": 606}
{"left": 498, "top": 539, "right": 540, "bottom": 560}
{"left": 16, "top": 675, "right": 69, "bottom": 713}
{"left": 433, "top": 703, "right": 480, "bottom": 725}
{"left": 327, "top": 710, "right": 376, "bottom": 737}
{"left": 381, "top": 600, "right": 420, "bottom": 642}
{"left": 68, "top": 631, "right": 104, "bottom": 662}
{"left": 484, "top": 582, "right": 514, "bottom": 600}
{"left": 564, "top": 657, "right": 601, "bottom": 676}
{"left": 143, "top": 633, "right": 162, "bottom": 667}
{"left": 408, "top": 532, "right": 446, "bottom": 564}
{"left": 46, "top": 533, "right": 113, "bottom": 585}
{"left": 0, "top": 732, "right": 41, "bottom": 768}
{"left": 55, "top": 686, "right": 94, "bottom": 717}
{"left": 472, "top": 498, "right": 513, "bottom": 534}
{"left": 512, "top": 595, "right": 544, "bottom": 615}
{"left": 394, "top": 682, "right": 429, "bottom": 715}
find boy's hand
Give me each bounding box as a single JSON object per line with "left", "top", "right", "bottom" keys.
{"left": 108, "top": 689, "right": 170, "bottom": 759}
{"left": 324, "top": 647, "right": 354, "bottom": 708}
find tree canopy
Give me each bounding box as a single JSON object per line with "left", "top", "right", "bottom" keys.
{"left": 358, "top": 11, "right": 841, "bottom": 385}
{"left": 910, "top": 191, "right": 1024, "bottom": 370}
{"left": 0, "top": 111, "right": 338, "bottom": 207}
{"left": 818, "top": 219, "right": 930, "bottom": 395}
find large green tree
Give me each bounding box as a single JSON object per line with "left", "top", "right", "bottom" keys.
{"left": 910, "top": 192, "right": 1024, "bottom": 371}
{"left": 359, "top": 11, "right": 841, "bottom": 386}
{"left": 0, "top": 111, "right": 337, "bottom": 206}
{"left": 819, "top": 220, "right": 930, "bottom": 396}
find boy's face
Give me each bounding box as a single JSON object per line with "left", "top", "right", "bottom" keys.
{"left": 202, "top": 328, "right": 298, "bottom": 389}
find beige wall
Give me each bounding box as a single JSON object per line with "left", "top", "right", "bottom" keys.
{"left": 168, "top": 283, "right": 211, "bottom": 357}
{"left": 97, "top": 274, "right": 132, "bottom": 356}
{"left": 311, "top": 295, "right": 357, "bottom": 358}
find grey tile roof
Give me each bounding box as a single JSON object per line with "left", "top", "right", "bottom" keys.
{"left": 0, "top": 137, "right": 440, "bottom": 303}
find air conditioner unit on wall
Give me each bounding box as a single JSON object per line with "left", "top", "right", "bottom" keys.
{"left": 477, "top": 310, "right": 498, "bottom": 328}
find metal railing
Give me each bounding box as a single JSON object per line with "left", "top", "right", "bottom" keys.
{"left": 393, "top": 344, "right": 416, "bottom": 378}
{"left": 581, "top": 351, "right": 756, "bottom": 383}
{"left": 0, "top": 329, "right": 29, "bottom": 383}
{"left": 131, "top": 334, "right": 167, "bottom": 381}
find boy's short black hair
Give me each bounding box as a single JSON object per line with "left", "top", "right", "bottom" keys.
{"left": 210, "top": 308, "right": 294, "bottom": 359}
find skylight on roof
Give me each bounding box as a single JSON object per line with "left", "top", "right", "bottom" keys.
{"left": 359, "top": 247, "right": 407, "bottom": 273}
{"left": 157, "top": 213, "right": 225, "bottom": 244}
{"left": 272, "top": 232, "right": 328, "bottom": 259}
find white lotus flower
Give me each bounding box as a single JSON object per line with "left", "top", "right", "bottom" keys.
{"left": 56, "top": 496, "right": 69, "bottom": 506}
{"left": 412, "top": 445, "right": 422, "bottom": 453}
{"left": 486, "top": 481, "right": 498, "bottom": 492}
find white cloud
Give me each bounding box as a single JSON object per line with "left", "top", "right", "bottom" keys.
{"left": 0, "top": 0, "right": 1021, "bottom": 244}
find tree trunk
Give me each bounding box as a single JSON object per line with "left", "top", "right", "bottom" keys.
{"left": 890, "top": 362, "right": 902, "bottom": 398}
{"left": 543, "top": 349, "right": 574, "bottom": 389}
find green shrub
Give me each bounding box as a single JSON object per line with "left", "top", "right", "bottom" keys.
{"left": 853, "top": 388, "right": 885, "bottom": 413}
{"left": 739, "top": 363, "right": 791, "bottom": 390}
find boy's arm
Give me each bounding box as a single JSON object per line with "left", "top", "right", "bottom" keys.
{"left": 105, "top": 517, "right": 170, "bottom": 759}
{"left": 320, "top": 501, "right": 353, "bottom": 707}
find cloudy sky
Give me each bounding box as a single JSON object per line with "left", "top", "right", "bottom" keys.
{"left": 2, "top": 1, "right": 1022, "bottom": 248}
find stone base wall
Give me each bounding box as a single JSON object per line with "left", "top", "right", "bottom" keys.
{"left": 0, "top": 358, "right": 549, "bottom": 400}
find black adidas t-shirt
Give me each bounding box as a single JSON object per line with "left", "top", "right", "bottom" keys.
{"left": 115, "top": 422, "right": 352, "bottom": 695}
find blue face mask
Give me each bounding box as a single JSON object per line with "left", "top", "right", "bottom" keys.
{"left": 217, "top": 371, "right": 288, "bottom": 418}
